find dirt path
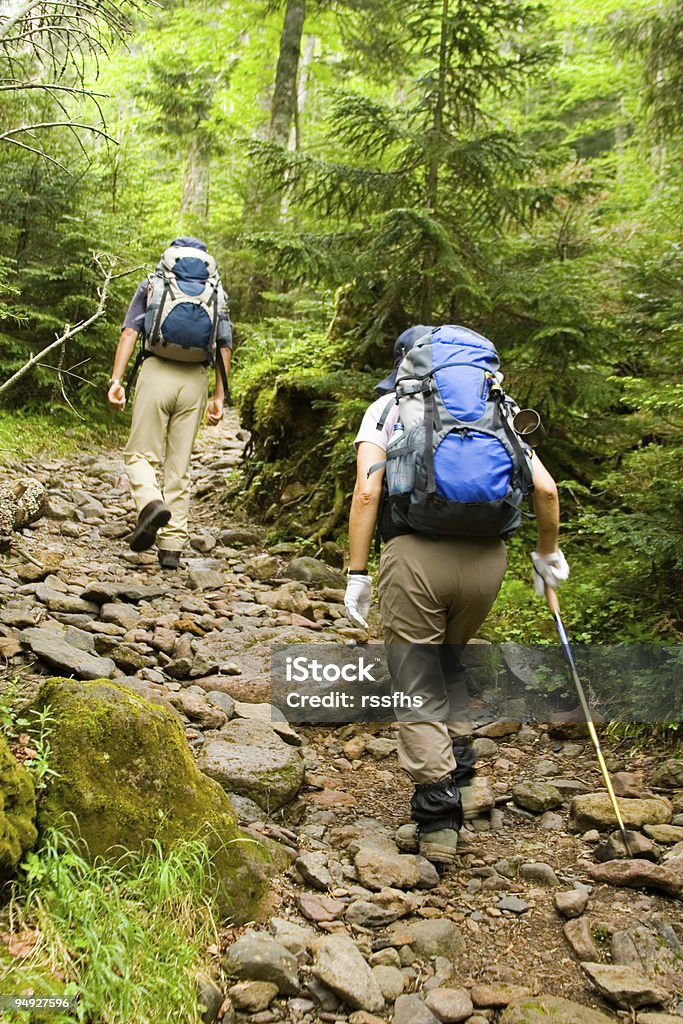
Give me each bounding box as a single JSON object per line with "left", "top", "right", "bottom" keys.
{"left": 1, "top": 414, "right": 682, "bottom": 1024}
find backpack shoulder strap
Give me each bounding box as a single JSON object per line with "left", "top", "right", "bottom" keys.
{"left": 376, "top": 396, "right": 397, "bottom": 430}
{"left": 124, "top": 343, "right": 144, "bottom": 400}
{"left": 495, "top": 394, "right": 534, "bottom": 494}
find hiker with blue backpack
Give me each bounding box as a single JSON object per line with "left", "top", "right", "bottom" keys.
{"left": 344, "top": 325, "right": 569, "bottom": 866}
{"left": 107, "top": 237, "right": 232, "bottom": 570}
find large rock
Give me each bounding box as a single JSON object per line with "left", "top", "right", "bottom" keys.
{"left": 563, "top": 918, "right": 600, "bottom": 962}
{"left": 34, "top": 678, "right": 275, "bottom": 921}
{"left": 588, "top": 857, "right": 683, "bottom": 900}
{"left": 34, "top": 583, "right": 99, "bottom": 615}
{"left": 644, "top": 824, "right": 683, "bottom": 844}
{"left": 20, "top": 627, "right": 116, "bottom": 680}
{"left": 80, "top": 582, "right": 165, "bottom": 605}
{"left": 570, "top": 793, "right": 672, "bottom": 832}
{"left": 372, "top": 964, "right": 405, "bottom": 1002}
{"left": 512, "top": 781, "right": 563, "bottom": 813}
{"left": 392, "top": 994, "right": 440, "bottom": 1024}
{"left": 554, "top": 889, "right": 590, "bottom": 918}
{"left": 650, "top": 760, "right": 683, "bottom": 790}
{"left": 0, "top": 735, "right": 37, "bottom": 881}
{"left": 197, "top": 719, "right": 304, "bottom": 811}
{"left": 228, "top": 979, "right": 278, "bottom": 1013}
{"left": 296, "top": 892, "right": 346, "bottom": 922}
{"left": 424, "top": 987, "right": 473, "bottom": 1022}
{"left": 312, "top": 934, "right": 384, "bottom": 1012}
{"left": 354, "top": 846, "right": 421, "bottom": 891}
{"left": 256, "top": 583, "right": 313, "bottom": 617}
{"left": 0, "top": 479, "right": 47, "bottom": 538}
{"left": 386, "top": 918, "right": 466, "bottom": 963}
{"left": 580, "top": 963, "right": 669, "bottom": 1009}
{"left": 269, "top": 917, "right": 316, "bottom": 955}
{"left": 471, "top": 984, "right": 531, "bottom": 1007}
{"left": 224, "top": 930, "right": 299, "bottom": 995}
{"left": 345, "top": 888, "right": 416, "bottom": 927}
{"left": 281, "top": 557, "right": 346, "bottom": 589}
{"left": 500, "top": 994, "right": 616, "bottom": 1023}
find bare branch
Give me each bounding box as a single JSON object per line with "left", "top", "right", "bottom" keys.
{"left": 0, "top": 256, "right": 116, "bottom": 400}
{"left": 0, "top": 83, "right": 106, "bottom": 97}
{"left": 1, "top": 135, "right": 69, "bottom": 169}
{"left": 0, "top": 121, "right": 116, "bottom": 144}
{"left": 55, "top": 342, "right": 86, "bottom": 420}
{"left": 0, "top": 1, "right": 46, "bottom": 42}
{"left": 36, "top": 359, "right": 93, "bottom": 384}
{"left": 0, "top": 2, "right": 159, "bottom": 164}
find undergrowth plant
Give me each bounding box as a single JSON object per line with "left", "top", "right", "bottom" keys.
{"left": 0, "top": 682, "right": 59, "bottom": 790}
{"left": 0, "top": 827, "right": 222, "bottom": 1024}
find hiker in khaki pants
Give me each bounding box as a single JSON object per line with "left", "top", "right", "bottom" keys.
{"left": 344, "top": 325, "right": 568, "bottom": 866}
{"left": 107, "top": 236, "right": 232, "bottom": 570}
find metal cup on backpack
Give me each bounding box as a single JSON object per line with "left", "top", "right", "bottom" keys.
{"left": 512, "top": 409, "right": 545, "bottom": 448}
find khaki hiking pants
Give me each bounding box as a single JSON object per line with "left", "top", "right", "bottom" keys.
{"left": 124, "top": 358, "right": 208, "bottom": 552}
{"left": 378, "top": 532, "right": 507, "bottom": 784}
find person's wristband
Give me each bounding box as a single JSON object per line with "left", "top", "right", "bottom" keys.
{"left": 348, "top": 569, "right": 368, "bottom": 575}
{"left": 109, "top": 378, "right": 121, "bottom": 388}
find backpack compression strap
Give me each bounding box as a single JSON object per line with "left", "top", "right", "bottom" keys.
{"left": 495, "top": 396, "right": 534, "bottom": 493}
{"left": 148, "top": 274, "right": 171, "bottom": 346}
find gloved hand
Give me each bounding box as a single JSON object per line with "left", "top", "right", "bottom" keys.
{"left": 531, "top": 550, "right": 570, "bottom": 596}
{"left": 344, "top": 574, "right": 372, "bottom": 628}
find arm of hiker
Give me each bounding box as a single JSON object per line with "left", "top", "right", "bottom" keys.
{"left": 107, "top": 327, "right": 138, "bottom": 411}
{"left": 530, "top": 452, "right": 569, "bottom": 594}
{"left": 207, "top": 347, "right": 232, "bottom": 424}
{"left": 345, "top": 440, "right": 384, "bottom": 627}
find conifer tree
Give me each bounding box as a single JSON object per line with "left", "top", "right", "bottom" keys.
{"left": 247, "top": 0, "right": 549, "bottom": 339}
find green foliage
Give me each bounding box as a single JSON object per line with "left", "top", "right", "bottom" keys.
{"left": 0, "top": 0, "right": 680, "bottom": 643}
{"left": 246, "top": 0, "right": 551, "bottom": 328}
{"left": 0, "top": 410, "right": 126, "bottom": 466}
{"left": 0, "top": 828, "right": 221, "bottom": 1024}
{"left": 0, "top": 684, "right": 59, "bottom": 790}
{"left": 611, "top": 0, "right": 683, "bottom": 139}
{"left": 0, "top": 680, "right": 30, "bottom": 739}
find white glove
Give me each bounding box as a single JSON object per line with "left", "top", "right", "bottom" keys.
{"left": 344, "top": 574, "right": 372, "bottom": 628}
{"left": 531, "top": 550, "right": 570, "bottom": 596}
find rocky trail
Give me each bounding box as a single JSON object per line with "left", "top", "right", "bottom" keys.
{"left": 1, "top": 414, "right": 682, "bottom": 1024}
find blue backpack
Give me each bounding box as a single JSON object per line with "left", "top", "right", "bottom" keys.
{"left": 380, "top": 325, "right": 534, "bottom": 539}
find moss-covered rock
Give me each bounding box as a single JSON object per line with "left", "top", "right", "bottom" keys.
{"left": 500, "top": 994, "right": 615, "bottom": 1023}
{"left": 570, "top": 792, "right": 672, "bottom": 832}
{"left": 34, "top": 677, "right": 280, "bottom": 921}
{"left": 0, "top": 735, "right": 37, "bottom": 882}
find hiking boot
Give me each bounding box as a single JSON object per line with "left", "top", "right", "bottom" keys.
{"left": 128, "top": 500, "right": 171, "bottom": 552}
{"left": 396, "top": 822, "right": 419, "bottom": 853}
{"left": 158, "top": 549, "right": 181, "bottom": 570}
{"left": 395, "top": 824, "right": 459, "bottom": 864}
{"left": 419, "top": 828, "right": 459, "bottom": 865}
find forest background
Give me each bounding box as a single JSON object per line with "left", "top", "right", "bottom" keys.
{"left": 0, "top": 0, "right": 681, "bottom": 661}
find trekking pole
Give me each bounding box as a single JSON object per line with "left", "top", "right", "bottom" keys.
{"left": 545, "top": 586, "right": 633, "bottom": 857}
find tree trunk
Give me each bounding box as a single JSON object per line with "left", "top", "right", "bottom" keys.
{"left": 269, "top": 0, "right": 306, "bottom": 146}
{"left": 180, "top": 134, "right": 210, "bottom": 223}
{"left": 420, "top": 0, "right": 449, "bottom": 323}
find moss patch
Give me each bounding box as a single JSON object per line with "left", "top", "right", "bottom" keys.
{"left": 34, "top": 678, "right": 280, "bottom": 921}
{"left": 0, "top": 735, "right": 37, "bottom": 882}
